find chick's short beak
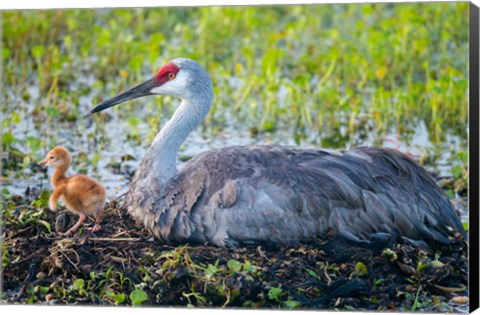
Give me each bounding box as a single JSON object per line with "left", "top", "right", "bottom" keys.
{"left": 38, "top": 159, "right": 48, "bottom": 166}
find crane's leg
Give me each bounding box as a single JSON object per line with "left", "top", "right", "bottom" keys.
{"left": 63, "top": 212, "right": 87, "bottom": 236}
{"left": 91, "top": 207, "right": 104, "bottom": 233}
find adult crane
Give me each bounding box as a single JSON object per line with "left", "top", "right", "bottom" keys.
{"left": 90, "top": 58, "right": 465, "bottom": 247}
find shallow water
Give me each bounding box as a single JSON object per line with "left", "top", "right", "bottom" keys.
{"left": 3, "top": 110, "right": 457, "bottom": 192}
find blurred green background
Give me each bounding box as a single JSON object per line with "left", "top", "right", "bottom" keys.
{"left": 1, "top": 2, "right": 469, "bottom": 192}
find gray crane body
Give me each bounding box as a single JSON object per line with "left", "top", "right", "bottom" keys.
{"left": 90, "top": 58, "right": 466, "bottom": 247}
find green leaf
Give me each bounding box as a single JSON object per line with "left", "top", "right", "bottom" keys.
{"left": 429, "top": 260, "right": 445, "bottom": 269}
{"left": 37, "top": 286, "right": 49, "bottom": 295}
{"left": 204, "top": 264, "right": 218, "bottom": 278}
{"left": 373, "top": 278, "right": 385, "bottom": 286}
{"left": 284, "top": 300, "right": 301, "bottom": 309}
{"left": 31, "top": 45, "right": 46, "bottom": 59}
{"left": 457, "top": 151, "right": 468, "bottom": 164}
{"left": 451, "top": 165, "right": 464, "bottom": 180}
{"left": 2, "top": 47, "right": 11, "bottom": 60}
{"left": 226, "top": 259, "right": 242, "bottom": 272}
{"left": 73, "top": 279, "right": 85, "bottom": 291}
{"left": 417, "top": 260, "right": 444, "bottom": 272}
{"left": 267, "top": 287, "right": 283, "bottom": 301}
{"left": 104, "top": 290, "right": 115, "bottom": 297}
{"left": 306, "top": 268, "right": 321, "bottom": 280}
{"left": 46, "top": 106, "right": 60, "bottom": 117}
{"left": 355, "top": 261, "right": 368, "bottom": 275}
{"left": 114, "top": 293, "right": 126, "bottom": 304}
{"left": 128, "top": 116, "right": 141, "bottom": 127}
{"left": 128, "top": 55, "right": 144, "bottom": 71}
{"left": 149, "top": 33, "right": 164, "bottom": 46}
{"left": 39, "top": 190, "right": 50, "bottom": 201}
{"left": 11, "top": 112, "right": 21, "bottom": 124}
{"left": 64, "top": 34, "right": 72, "bottom": 49}
{"left": 2, "top": 132, "right": 15, "bottom": 147}
{"left": 26, "top": 136, "right": 43, "bottom": 153}
{"left": 37, "top": 220, "right": 52, "bottom": 233}
{"left": 2, "top": 252, "right": 11, "bottom": 267}
{"left": 382, "top": 248, "right": 398, "bottom": 261}
{"left": 130, "top": 289, "right": 148, "bottom": 306}
{"left": 262, "top": 121, "right": 276, "bottom": 132}
{"left": 92, "top": 153, "right": 102, "bottom": 167}
{"left": 22, "top": 155, "right": 31, "bottom": 169}
{"left": 344, "top": 305, "right": 357, "bottom": 311}
{"left": 242, "top": 260, "right": 256, "bottom": 273}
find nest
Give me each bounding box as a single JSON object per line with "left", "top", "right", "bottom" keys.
{"left": 1, "top": 188, "right": 469, "bottom": 311}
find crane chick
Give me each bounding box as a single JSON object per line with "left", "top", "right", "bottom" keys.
{"left": 38, "top": 146, "right": 106, "bottom": 236}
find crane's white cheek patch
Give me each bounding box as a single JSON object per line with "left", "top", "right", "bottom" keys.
{"left": 151, "top": 72, "right": 190, "bottom": 96}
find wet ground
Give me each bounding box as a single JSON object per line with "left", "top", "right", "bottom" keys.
{"left": 1, "top": 184, "right": 469, "bottom": 311}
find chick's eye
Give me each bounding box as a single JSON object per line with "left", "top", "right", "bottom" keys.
{"left": 168, "top": 72, "right": 176, "bottom": 80}
{"left": 50, "top": 156, "right": 54, "bottom": 159}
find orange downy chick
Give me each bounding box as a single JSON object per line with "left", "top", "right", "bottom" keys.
{"left": 38, "top": 146, "right": 106, "bottom": 236}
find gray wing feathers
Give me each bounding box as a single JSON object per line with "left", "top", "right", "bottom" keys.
{"left": 126, "top": 145, "right": 465, "bottom": 246}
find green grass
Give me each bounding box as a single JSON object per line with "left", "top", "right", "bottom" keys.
{"left": 2, "top": 3, "right": 468, "bottom": 153}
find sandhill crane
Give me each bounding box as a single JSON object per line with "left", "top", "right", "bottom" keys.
{"left": 90, "top": 58, "right": 465, "bottom": 247}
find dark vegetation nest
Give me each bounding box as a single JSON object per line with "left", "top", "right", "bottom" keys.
{"left": 1, "top": 186, "right": 468, "bottom": 311}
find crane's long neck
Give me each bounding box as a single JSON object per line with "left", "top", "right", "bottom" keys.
{"left": 148, "top": 96, "right": 211, "bottom": 185}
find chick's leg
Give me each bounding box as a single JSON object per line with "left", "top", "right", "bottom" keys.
{"left": 63, "top": 212, "right": 87, "bottom": 236}
{"left": 91, "top": 207, "right": 104, "bottom": 233}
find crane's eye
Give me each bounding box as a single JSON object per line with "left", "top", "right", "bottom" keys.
{"left": 168, "top": 72, "right": 176, "bottom": 80}
{"left": 50, "top": 156, "right": 54, "bottom": 159}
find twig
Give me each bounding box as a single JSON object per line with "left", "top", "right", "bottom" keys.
{"left": 432, "top": 284, "right": 466, "bottom": 293}
{"left": 87, "top": 237, "right": 142, "bottom": 242}
{"left": 111, "top": 231, "right": 128, "bottom": 238}
{"left": 59, "top": 249, "right": 81, "bottom": 272}
{"left": 323, "top": 265, "right": 332, "bottom": 285}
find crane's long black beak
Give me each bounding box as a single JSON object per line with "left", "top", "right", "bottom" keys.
{"left": 90, "top": 77, "right": 158, "bottom": 114}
